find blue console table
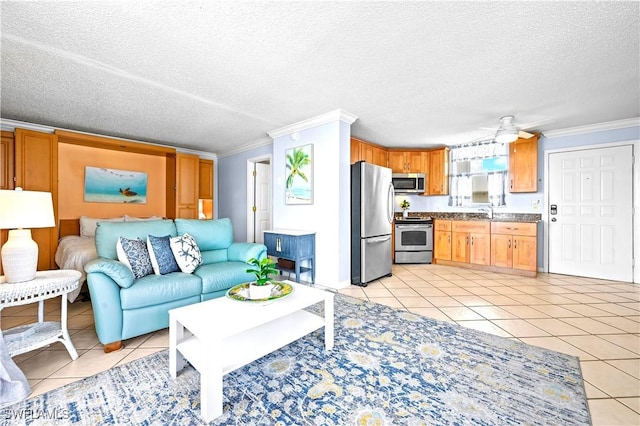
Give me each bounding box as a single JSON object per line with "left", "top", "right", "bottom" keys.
{"left": 263, "top": 229, "right": 315, "bottom": 283}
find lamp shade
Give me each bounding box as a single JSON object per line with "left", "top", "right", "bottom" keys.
{"left": 0, "top": 188, "right": 55, "bottom": 230}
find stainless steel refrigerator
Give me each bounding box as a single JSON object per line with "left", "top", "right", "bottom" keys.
{"left": 351, "top": 161, "right": 394, "bottom": 286}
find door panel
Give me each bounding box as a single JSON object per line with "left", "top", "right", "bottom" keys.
{"left": 255, "top": 162, "right": 271, "bottom": 244}
{"left": 362, "top": 236, "right": 392, "bottom": 283}
{"left": 452, "top": 232, "right": 469, "bottom": 263}
{"left": 548, "top": 145, "right": 633, "bottom": 281}
{"left": 361, "top": 163, "right": 392, "bottom": 238}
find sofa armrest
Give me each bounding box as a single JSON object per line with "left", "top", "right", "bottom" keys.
{"left": 227, "top": 242, "right": 267, "bottom": 263}
{"left": 85, "top": 259, "right": 135, "bottom": 289}
{"left": 85, "top": 259, "right": 127, "bottom": 346}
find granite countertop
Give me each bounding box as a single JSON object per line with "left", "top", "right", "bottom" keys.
{"left": 396, "top": 212, "right": 541, "bottom": 223}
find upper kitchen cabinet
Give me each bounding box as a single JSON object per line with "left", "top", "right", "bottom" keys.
{"left": 14, "top": 129, "right": 58, "bottom": 271}
{"left": 427, "top": 148, "right": 449, "bottom": 195}
{"left": 198, "top": 159, "right": 214, "bottom": 199}
{"left": 351, "top": 137, "right": 387, "bottom": 167}
{"left": 176, "top": 153, "right": 199, "bottom": 218}
{"left": 388, "top": 150, "right": 426, "bottom": 173}
{"left": 509, "top": 134, "right": 538, "bottom": 192}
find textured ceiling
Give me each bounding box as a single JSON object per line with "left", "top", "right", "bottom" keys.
{"left": 1, "top": 1, "right": 639, "bottom": 155}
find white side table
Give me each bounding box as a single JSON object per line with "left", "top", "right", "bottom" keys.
{"left": 0, "top": 270, "right": 81, "bottom": 360}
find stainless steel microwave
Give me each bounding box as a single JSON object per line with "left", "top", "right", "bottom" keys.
{"left": 392, "top": 173, "right": 426, "bottom": 193}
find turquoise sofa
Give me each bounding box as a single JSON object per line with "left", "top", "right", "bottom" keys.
{"left": 84, "top": 218, "right": 266, "bottom": 352}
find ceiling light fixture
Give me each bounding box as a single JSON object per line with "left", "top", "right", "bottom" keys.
{"left": 494, "top": 116, "right": 519, "bottom": 143}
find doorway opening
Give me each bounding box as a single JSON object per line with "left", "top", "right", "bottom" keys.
{"left": 246, "top": 155, "right": 272, "bottom": 244}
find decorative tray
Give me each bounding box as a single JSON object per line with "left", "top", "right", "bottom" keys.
{"left": 226, "top": 281, "right": 294, "bottom": 302}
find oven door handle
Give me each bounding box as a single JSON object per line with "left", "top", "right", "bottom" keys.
{"left": 366, "top": 236, "right": 391, "bottom": 244}
{"left": 396, "top": 225, "right": 433, "bottom": 229}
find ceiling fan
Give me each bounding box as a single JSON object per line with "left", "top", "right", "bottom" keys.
{"left": 491, "top": 116, "right": 536, "bottom": 143}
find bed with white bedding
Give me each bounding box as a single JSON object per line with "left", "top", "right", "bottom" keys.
{"left": 54, "top": 235, "right": 97, "bottom": 303}
{"left": 54, "top": 216, "right": 162, "bottom": 302}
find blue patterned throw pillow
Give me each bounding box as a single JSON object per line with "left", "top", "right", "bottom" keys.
{"left": 169, "top": 233, "right": 202, "bottom": 274}
{"left": 147, "top": 234, "right": 180, "bottom": 275}
{"left": 116, "top": 237, "right": 154, "bottom": 279}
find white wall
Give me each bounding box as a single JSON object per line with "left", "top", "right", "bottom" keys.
{"left": 270, "top": 114, "right": 354, "bottom": 289}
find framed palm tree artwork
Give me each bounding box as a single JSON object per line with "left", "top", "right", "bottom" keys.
{"left": 285, "top": 144, "right": 313, "bottom": 204}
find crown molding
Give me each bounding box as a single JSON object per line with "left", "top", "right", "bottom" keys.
{"left": 216, "top": 136, "right": 273, "bottom": 158}
{"left": 0, "top": 117, "right": 218, "bottom": 157}
{"left": 543, "top": 117, "right": 640, "bottom": 138}
{"left": 0, "top": 118, "right": 55, "bottom": 133}
{"left": 267, "top": 109, "right": 358, "bottom": 139}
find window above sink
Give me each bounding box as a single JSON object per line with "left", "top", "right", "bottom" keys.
{"left": 449, "top": 140, "right": 508, "bottom": 207}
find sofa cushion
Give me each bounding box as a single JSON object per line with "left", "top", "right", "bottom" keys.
{"left": 174, "top": 218, "right": 234, "bottom": 251}
{"left": 147, "top": 235, "right": 180, "bottom": 275}
{"left": 195, "top": 261, "right": 256, "bottom": 294}
{"left": 96, "top": 219, "right": 177, "bottom": 260}
{"left": 120, "top": 272, "right": 202, "bottom": 310}
{"left": 116, "top": 237, "right": 154, "bottom": 279}
{"left": 170, "top": 233, "right": 202, "bottom": 273}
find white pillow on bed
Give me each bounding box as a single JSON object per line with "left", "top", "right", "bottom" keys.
{"left": 79, "top": 216, "right": 125, "bottom": 238}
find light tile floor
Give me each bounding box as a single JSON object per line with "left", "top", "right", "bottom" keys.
{"left": 3, "top": 264, "right": 639, "bottom": 425}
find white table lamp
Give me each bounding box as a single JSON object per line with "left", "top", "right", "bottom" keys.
{"left": 0, "top": 188, "right": 55, "bottom": 283}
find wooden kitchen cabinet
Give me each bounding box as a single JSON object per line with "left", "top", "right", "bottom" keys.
{"left": 433, "top": 219, "right": 452, "bottom": 261}
{"left": 427, "top": 148, "right": 449, "bottom": 195}
{"left": 350, "top": 137, "right": 387, "bottom": 167}
{"left": 451, "top": 220, "right": 491, "bottom": 265}
{"left": 509, "top": 134, "right": 538, "bottom": 192}
{"left": 198, "top": 159, "right": 214, "bottom": 199}
{"left": 491, "top": 222, "right": 537, "bottom": 272}
{"left": 176, "top": 153, "right": 199, "bottom": 218}
{"left": 14, "top": 129, "right": 58, "bottom": 271}
{"left": 388, "top": 150, "right": 426, "bottom": 173}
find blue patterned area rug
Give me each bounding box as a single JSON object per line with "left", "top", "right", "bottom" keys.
{"left": 5, "top": 294, "right": 590, "bottom": 425}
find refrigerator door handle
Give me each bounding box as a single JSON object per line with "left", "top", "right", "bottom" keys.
{"left": 366, "top": 236, "right": 391, "bottom": 244}
{"left": 387, "top": 183, "right": 395, "bottom": 223}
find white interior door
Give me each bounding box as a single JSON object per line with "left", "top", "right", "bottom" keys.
{"left": 548, "top": 145, "right": 633, "bottom": 281}
{"left": 254, "top": 162, "right": 271, "bottom": 244}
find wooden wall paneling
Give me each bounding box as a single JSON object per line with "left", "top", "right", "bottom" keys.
{"left": 0, "top": 131, "right": 15, "bottom": 275}
{"left": 14, "top": 128, "right": 58, "bottom": 271}
{"left": 1, "top": 131, "right": 15, "bottom": 190}
{"left": 199, "top": 159, "right": 214, "bottom": 199}
{"left": 166, "top": 153, "right": 177, "bottom": 219}
{"left": 54, "top": 130, "right": 174, "bottom": 157}
{"left": 176, "top": 153, "right": 199, "bottom": 218}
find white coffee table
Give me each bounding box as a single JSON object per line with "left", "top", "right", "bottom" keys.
{"left": 169, "top": 280, "right": 334, "bottom": 422}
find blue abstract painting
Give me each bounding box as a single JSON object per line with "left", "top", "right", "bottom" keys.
{"left": 84, "top": 166, "right": 147, "bottom": 204}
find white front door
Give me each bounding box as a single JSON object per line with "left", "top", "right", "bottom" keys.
{"left": 548, "top": 145, "right": 633, "bottom": 281}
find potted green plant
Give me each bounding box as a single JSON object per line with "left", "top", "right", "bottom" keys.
{"left": 245, "top": 257, "right": 279, "bottom": 299}
{"left": 400, "top": 199, "right": 410, "bottom": 218}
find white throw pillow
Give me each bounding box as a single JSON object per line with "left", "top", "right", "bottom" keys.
{"left": 169, "top": 233, "right": 202, "bottom": 274}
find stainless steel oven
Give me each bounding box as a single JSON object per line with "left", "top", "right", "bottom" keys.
{"left": 394, "top": 218, "right": 433, "bottom": 264}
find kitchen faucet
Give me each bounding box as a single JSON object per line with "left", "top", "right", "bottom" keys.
{"left": 479, "top": 205, "right": 493, "bottom": 219}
